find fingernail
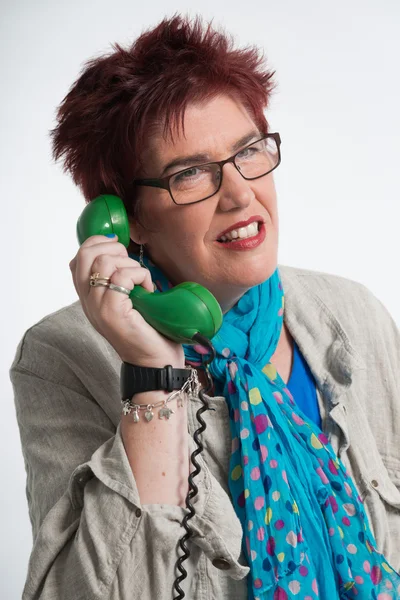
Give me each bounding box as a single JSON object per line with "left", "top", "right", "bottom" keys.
{"left": 105, "top": 233, "right": 116, "bottom": 238}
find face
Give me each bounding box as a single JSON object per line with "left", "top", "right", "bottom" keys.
{"left": 130, "top": 94, "right": 279, "bottom": 313}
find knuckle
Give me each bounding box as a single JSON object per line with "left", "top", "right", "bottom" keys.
{"left": 92, "top": 254, "right": 112, "bottom": 272}
{"left": 145, "top": 271, "right": 153, "bottom": 290}
{"left": 77, "top": 246, "right": 89, "bottom": 261}
{"left": 116, "top": 243, "right": 128, "bottom": 256}
{"left": 128, "top": 258, "right": 141, "bottom": 268}
{"left": 128, "top": 308, "right": 144, "bottom": 328}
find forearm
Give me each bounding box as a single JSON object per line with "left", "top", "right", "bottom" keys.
{"left": 120, "top": 388, "right": 189, "bottom": 506}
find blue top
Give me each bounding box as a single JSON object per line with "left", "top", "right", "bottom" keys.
{"left": 213, "top": 339, "right": 322, "bottom": 429}
{"left": 287, "top": 340, "right": 322, "bottom": 429}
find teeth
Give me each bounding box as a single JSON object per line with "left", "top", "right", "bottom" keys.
{"left": 219, "top": 222, "right": 259, "bottom": 242}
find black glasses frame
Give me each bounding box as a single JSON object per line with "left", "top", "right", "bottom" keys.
{"left": 132, "top": 132, "right": 282, "bottom": 206}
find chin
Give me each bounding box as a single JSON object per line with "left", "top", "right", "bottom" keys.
{"left": 245, "top": 251, "right": 278, "bottom": 284}
{"left": 228, "top": 261, "right": 277, "bottom": 290}
{"left": 245, "top": 268, "right": 276, "bottom": 288}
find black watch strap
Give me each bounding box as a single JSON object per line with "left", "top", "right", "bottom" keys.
{"left": 120, "top": 363, "right": 192, "bottom": 399}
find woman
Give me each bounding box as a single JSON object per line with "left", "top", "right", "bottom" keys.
{"left": 10, "top": 14, "right": 400, "bottom": 600}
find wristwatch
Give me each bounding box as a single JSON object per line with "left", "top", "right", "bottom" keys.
{"left": 120, "top": 362, "right": 192, "bottom": 399}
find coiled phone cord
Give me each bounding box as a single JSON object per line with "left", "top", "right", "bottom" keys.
{"left": 172, "top": 333, "right": 216, "bottom": 599}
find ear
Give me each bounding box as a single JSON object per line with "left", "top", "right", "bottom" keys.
{"left": 128, "top": 218, "right": 149, "bottom": 246}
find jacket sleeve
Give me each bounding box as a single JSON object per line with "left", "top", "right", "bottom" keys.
{"left": 10, "top": 321, "right": 249, "bottom": 600}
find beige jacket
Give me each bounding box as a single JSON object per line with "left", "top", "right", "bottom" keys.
{"left": 10, "top": 265, "right": 400, "bottom": 600}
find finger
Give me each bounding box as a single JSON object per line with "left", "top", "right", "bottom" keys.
{"left": 75, "top": 243, "right": 132, "bottom": 292}
{"left": 80, "top": 234, "right": 122, "bottom": 250}
{"left": 83, "top": 256, "right": 140, "bottom": 298}
{"left": 69, "top": 256, "right": 78, "bottom": 291}
{"left": 77, "top": 235, "right": 128, "bottom": 273}
{"left": 109, "top": 265, "right": 154, "bottom": 294}
{"left": 100, "top": 266, "right": 155, "bottom": 315}
{"left": 70, "top": 235, "right": 123, "bottom": 280}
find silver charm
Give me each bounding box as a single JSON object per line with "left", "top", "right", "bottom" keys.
{"left": 120, "top": 367, "right": 202, "bottom": 423}
{"left": 122, "top": 401, "right": 131, "bottom": 416}
{"left": 186, "top": 368, "right": 201, "bottom": 399}
{"left": 159, "top": 406, "right": 175, "bottom": 419}
{"left": 145, "top": 405, "right": 154, "bottom": 422}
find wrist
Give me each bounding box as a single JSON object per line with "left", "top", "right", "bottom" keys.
{"left": 118, "top": 344, "right": 185, "bottom": 369}
{"left": 119, "top": 357, "right": 186, "bottom": 369}
{"left": 120, "top": 362, "right": 192, "bottom": 401}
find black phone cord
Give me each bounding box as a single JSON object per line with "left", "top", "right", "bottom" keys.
{"left": 172, "top": 333, "right": 216, "bottom": 599}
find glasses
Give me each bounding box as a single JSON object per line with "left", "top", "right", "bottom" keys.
{"left": 133, "top": 132, "right": 281, "bottom": 205}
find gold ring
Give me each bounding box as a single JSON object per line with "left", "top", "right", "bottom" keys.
{"left": 90, "top": 272, "right": 111, "bottom": 286}
{"left": 91, "top": 281, "right": 110, "bottom": 289}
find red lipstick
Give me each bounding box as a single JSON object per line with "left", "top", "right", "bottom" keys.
{"left": 216, "top": 215, "right": 264, "bottom": 240}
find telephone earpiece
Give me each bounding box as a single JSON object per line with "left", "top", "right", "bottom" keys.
{"left": 76, "top": 194, "right": 131, "bottom": 248}
{"left": 76, "top": 195, "right": 223, "bottom": 344}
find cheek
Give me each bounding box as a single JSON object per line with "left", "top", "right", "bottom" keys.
{"left": 144, "top": 202, "right": 210, "bottom": 255}
{"left": 168, "top": 204, "right": 212, "bottom": 241}
{"left": 256, "top": 178, "right": 278, "bottom": 211}
{"left": 137, "top": 192, "right": 177, "bottom": 237}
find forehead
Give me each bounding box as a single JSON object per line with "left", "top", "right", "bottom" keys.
{"left": 142, "top": 95, "right": 257, "bottom": 171}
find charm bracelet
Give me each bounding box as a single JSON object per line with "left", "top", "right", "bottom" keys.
{"left": 121, "top": 367, "right": 200, "bottom": 423}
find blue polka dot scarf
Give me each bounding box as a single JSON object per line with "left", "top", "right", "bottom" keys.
{"left": 132, "top": 252, "right": 400, "bottom": 599}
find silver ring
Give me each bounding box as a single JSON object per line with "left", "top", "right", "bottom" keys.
{"left": 108, "top": 283, "right": 131, "bottom": 296}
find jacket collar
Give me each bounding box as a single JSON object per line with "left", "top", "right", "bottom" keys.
{"left": 279, "top": 265, "right": 366, "bottom": 407}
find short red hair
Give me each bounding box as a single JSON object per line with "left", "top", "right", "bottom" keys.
{"left": 51, "top": 14, "right": 277, "bottom": 218}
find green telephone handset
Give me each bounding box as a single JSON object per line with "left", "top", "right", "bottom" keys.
{"left": 76, "top": 194, "right": 223, "bottom": 345}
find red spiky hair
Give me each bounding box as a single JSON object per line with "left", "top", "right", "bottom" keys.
{"left": 51, "top": 13, "right": 277, "bottom": 221}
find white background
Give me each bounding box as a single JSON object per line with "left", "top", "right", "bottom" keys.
{"left": 1, "top": 0, "right": 399, "bottom": 597}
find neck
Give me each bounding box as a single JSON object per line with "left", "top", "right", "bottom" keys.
{"left": 215, "top": 288, "right": 248, "bottom": 314}
{"left": 144, "top": 248, "right": 249, "bottom": 315}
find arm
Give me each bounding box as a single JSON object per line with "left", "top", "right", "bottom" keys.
{"left": 10, "top": 321, "right": 248, "bottom": 600}
{"left": 120, "top": 386, "right": 190, "bottom": 507}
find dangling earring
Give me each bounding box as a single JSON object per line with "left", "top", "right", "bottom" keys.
{"left": 139, "top": 244, "right": 149, "bottom": 270}
{"left": 139, "top": 244, "right": 145, "bottom": 268}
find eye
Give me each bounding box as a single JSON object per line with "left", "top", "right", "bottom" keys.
{"left": 237, "top": 146, "right": 258, "bottom": 159}
{"left": 173, "top": 167, "right": 201, "bottom": 182}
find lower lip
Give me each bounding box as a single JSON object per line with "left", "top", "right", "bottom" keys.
{"left": 216, "top": 223, "right": 266, "bottom": 251}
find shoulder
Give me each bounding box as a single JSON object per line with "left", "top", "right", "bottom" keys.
{"left": 10, "top": 300, "right": 118, "bottom": 380}
{"left": 279, "top": 263, "right": 376, "bottom": 304}
{"left": 279, "top": 263, "right": 397, "bottom": 324}
{"left": 279, "top": 263, "right": 400, "bottom": 369}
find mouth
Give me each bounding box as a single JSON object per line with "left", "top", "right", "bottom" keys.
{"left": 215, "top": 222, "right": 267, "bottom": 251}
{"left": 216, "top": 220, "right": 263, "bottom": 243}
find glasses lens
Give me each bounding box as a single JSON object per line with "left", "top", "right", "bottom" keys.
{"left": 169, "top": 136, "right": 279, "bottom": 204}
{"left": 170, "top": 163, "right": 220, "bottom": 205}
{"left": 235, "top": 137, "right": 279, "bottom": 179}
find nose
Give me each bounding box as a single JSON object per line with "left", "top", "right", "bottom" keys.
{"left": 216, "top": 162, "right": 255, "bottom": 211}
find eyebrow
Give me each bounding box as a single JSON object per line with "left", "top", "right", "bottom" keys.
{"left": 159, "top": 130, "right": 261, "bottom": 177}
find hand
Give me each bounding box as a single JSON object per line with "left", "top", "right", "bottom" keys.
{"left": 69, "top": 234, "right": 185, "bottom": 368}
